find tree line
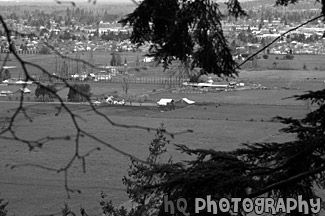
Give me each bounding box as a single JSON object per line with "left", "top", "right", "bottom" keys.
{"left": 35, "top": 84, "right": 91, "bottom": 102}
{"left": 5, "top": 6, "right": 121, "bottom": 28}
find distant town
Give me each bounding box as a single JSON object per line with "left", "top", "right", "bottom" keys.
{"left": 0, "top": 0, "right": 324, "bottom": 59}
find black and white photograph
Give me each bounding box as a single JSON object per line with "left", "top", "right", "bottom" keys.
{"left": 1, "top": 0, "right": 325, "bottom": 215}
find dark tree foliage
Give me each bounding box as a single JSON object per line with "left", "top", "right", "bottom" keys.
{"left": 110, "top": 52, "right": 117, "bottom": 66}
{"left": 142, "top": 89, "right": 325, "bottom": 215}
{"left": 39, "top": 45, "right": 51, "bottom": 55}
{"left": 0, "top": 197, "right": 8, "bottom": 216}
{"left": 116, "top": 52, "right": 122, "bottom": 66}
{"left": 67, "top": 84, "right": 91, "bottom": 102}
{"left": 61, "top": 61, "right": 69, "bottom": 78}
{"left": 120, "top": 0, "right": 325, "bottom": 77}
{"left": 0, "top": 199, "right": 9, "bottom": 216}
{"left": 116, "top": 90, "right": 322, "bottom": 216}
{"left": 1, "top": 69, "right": 10, "bottom": 81}
{"left": 35, "top": 84, "right": 57, "bottom": 101}
{"left": 110, "top": 52, "right": 122, "bottom": 66}
{"left": 153, "top": 147, "right": 252, "bottom": 216}
{"left": 122, "top": 124, "right": 171, "bottom": 216}
{"left": 114, "top": 1, "right": 325, "bottom": 216}
{"left": 119, "top": 0, "right": 247, "bottom": 77}
{"left": 100, "top": 195, "right": 132, "bottom": 216}
{"left": 101, "top": 31, "right": 131, "bottom": 41}
{"left": 100, "top": 124, "right": 171, "bottom": 216}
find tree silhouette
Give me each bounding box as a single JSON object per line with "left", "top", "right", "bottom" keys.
{"left": 113, "top": 0, "right": 325, "bottom": 215}
{"left": 110, "top": 52, "right": 117, "bottom": 66}
{"left": 119, "top": 0, "right": 246, "bottom": 77}
{"left": 67, "top": 84, "right": 92, "bottom": 102}
{"left": 0, "top": 197, "right": 8, "bottom": 216}
{"left": 122, "top": 124, "right": 171, "bottom": 216}
{"left": 35, "top": 84, "right": 58, "bottom": 101}
{"left": 116, "top": 52, "right": 122, "bottom": 66}
{"left": 1, "top": 69, "right": 10, "bottom": 81}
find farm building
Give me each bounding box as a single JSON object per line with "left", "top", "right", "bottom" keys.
{"left": 0, "top": 90, "right": 13, "bottom": 96}
{"left": 0, "top": 85, "right": 34, "bottom": 96}
{"left": 20, "top": 88, "right": 31, "bottom": 94}
{"left": 175, "top": 98, "right": 195, "bottom": 108}
{"left": 157, "top": 98, "right": 174, "bottom": 106}
{"left": 181, "top": 98, "right": 195, "bottom": 104}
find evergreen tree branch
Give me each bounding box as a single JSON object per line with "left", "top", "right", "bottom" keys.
{"left": 248, "top": 162, "right": 325, "bottom": 198}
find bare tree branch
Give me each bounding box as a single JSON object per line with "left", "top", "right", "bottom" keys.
{"left": 0, "top": 7, "right": 193, "bottom": 198}
{"left": 54, "top": 0, "right": 76, "bottom": 6}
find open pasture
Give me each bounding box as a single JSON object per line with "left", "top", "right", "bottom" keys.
{"left": 241, "top": 54, "right": 325, "bottom": 70}
{"left": 0, "top": 69, "right": 324, "bottom": 215}
{"left": 150, "top": 69, "right": 325, "bottom": 105}
{"left": 0, "top": 101, "right": 304, "bottom": 215}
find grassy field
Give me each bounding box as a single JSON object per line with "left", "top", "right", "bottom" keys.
{"left": 0, "top": 102, "right": 302, "bottom": 215}
{"left": 0, "top": 69, "right": 325, "bottom": 215}
{"left": 240, "top": 54, "right": 325, "bottom": 71}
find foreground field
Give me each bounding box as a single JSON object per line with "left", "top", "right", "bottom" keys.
{"left": 0, "top": 69, "right": 325, "bottom": 215}
{"left": 0, "top": 101, "right": 308, "bottom": 215}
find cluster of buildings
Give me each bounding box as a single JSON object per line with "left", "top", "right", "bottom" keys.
{"left": 0, "top": 19, "right": 137, "bottom": 54}
{"left": 223, "top": 18, "right": 325, "bottom": 55}
{"left": 1, "top": 10, "right": 325, "bottom": 56}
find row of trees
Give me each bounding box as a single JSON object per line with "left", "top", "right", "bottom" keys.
{"left": 34, "top": 84, "right": 92, "bottom": 102}
{"left": 35, "top": 84, "right": 57, "bottom": 102}
{"left": 0, "top": 69, "right": 11, "bottom": 82}
{"left": 101, "top": 31, "right": 131, "bottom": 42}
{"left": 67, "top": 84, "right": 92, "bottom": 102}
{"left": 110, "top": 52, "right": 124, "bottom": 67}
{"left": 6, "top": 7, "right": 120, "bottom": 27}
{"left": 228, "top": 0, "right": 322, "bottom": 25}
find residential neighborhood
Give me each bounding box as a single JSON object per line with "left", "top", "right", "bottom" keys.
{"left": 1, "top": 0, "right": 324, "bottom": 59}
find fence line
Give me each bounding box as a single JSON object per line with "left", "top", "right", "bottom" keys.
{"left": 0, "top": 50, "right": 40, "bottom": 54}
{"left": 34, "top": 76, "right": 189, "bottom": 86}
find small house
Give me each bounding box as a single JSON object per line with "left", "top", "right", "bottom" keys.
{"left": 175, "top": 98, "right": 195, "bottom": 108}
{"left": 157, "top": 98, "right": 174, "bottom": 106}
{"left": 20, "top": 88, "right": 31, "bottom": 94}
{"left": 0, "top": 90, "right": 13, "bottom": 96}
